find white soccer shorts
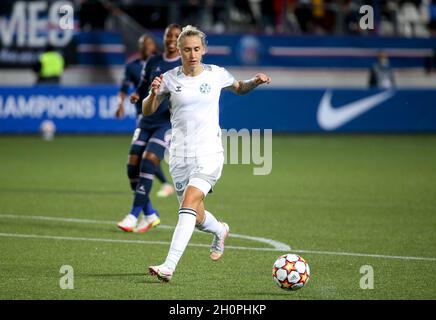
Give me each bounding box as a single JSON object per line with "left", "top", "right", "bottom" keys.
{"left": 169, "top": 152, "right": 224, "bottom": 203}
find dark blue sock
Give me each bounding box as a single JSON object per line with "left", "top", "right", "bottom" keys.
{"left": 143, "top": 201, "right": 158, "bottom": 216}
{"left": 130, "top": 158, "right": 155, "bottom": 218}
{"left": 154, "top": 165, "right": 167, "bottom": 184}
{"left": 127, "top": 164, "right": 140, "bottom": 191}
{"left": 130, "top": 205, "right": 142, "bottom": 218}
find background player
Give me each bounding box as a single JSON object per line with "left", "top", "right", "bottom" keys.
{"left": 116, "top": 34, "right": 174, "bottom": 202}
{"left": 117, "top": 24, "right": 182, "bottom": 233}
{"left": 115, "top": 34, "right": 161, "bottom": 232}
{"left": 368, "top": 50, "right": 396, "bottom": 89}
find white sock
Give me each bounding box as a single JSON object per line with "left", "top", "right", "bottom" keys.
{"left": 145, "top": 213, "right": 159, "bottom": 222}
{"left": 196, "top": 210, "right": 225, "bottom": 236}
{"left": 127, "top": 214, "right": 138, "bottom": 222}
{"left": 164, "top": 207, "right": 197, "bottom": 271}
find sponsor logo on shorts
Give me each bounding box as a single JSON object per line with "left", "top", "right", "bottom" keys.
{"left": 175, "top": 182, "right": 184, "bottom": 191}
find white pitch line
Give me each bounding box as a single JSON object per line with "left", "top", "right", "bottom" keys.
{"left": 0, "top": 232, "right": 435, "bottom": 262}
{"left": 0, "top": 232, "right": 281, "bottom": 252}
{"left": 290, "top": 248, "right": 436, "bottom": 262}
{"left": 1, "top": 214, "right": 436, "bottom": 262}
{"left": 0, "top": 214, "right": 115, "bottom": 225}
{"left": 0, "top": 213, "right": 291, "bottom": 251}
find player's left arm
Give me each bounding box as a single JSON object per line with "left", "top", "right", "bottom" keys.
{"left": 227, "top": 73, "right": 271, "bottom": 95}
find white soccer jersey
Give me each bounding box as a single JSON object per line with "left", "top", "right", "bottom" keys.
{"left": 157, "top": 64, "right": 235, "bottom": 157}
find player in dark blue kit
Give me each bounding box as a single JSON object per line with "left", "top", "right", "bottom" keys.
{"left": 117, "top": 24, "right": 182, "bottom": 233}
{"left": 115, "top": 34, "right": 156, "bottom": 122}
{"left": 115, "top": 34, "right": 162, "bottom": 232}
{"left": 116, "top": 34, "right": 174, "bottom": 203}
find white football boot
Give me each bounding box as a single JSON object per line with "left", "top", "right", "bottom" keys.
{"left": 210, "top": 222, "right": 230, "bottom": 261}
{"left": 156, "top": 183, "right": 175, "bottom": 198}
{"left": 117, "top": 214, "right": 138, "bottom": 232}
{"left": 148, "top": 264, "right": 174, "bottom": 282}
{"left": 135, "top": 213, "right": 161, "bottom": 233}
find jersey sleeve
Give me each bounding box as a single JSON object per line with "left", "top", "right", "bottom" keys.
{"left": 218, "top": 66, "right": 235, "bottom": 88}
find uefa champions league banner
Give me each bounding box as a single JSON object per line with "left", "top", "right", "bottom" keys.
{"left": 1, "top": 86, "right": 436, "bottom": 134}
{"left": 0, "top": 86, "right": 137, "bottom": 133}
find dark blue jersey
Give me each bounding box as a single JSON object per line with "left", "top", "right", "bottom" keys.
{"left": 136, "top": 54, "right": 181, "bottom": 129}
{"left": 119, "top": 58, "right": 145, "bottom": 116}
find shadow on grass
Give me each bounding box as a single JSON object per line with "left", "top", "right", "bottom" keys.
{"left": 79, "top": 273, "right": 146, "bottom": 278}
{"left": 79, "top": 273, "right": 169, "bottom": 283}
{"left": 141, "top": 279, "right": 171, "bottom": 285}
{"left": 247, "top": 291, "right": 299, "bottom": 298}
{"left": 77, "top": 272, "right": 170, "bottom": 285}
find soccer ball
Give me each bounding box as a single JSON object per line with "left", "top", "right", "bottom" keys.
{"left": 40, "top": 120, "right": 56, "bottom": 141}
{"left": 272, "top": 254, "right": 310, "bottom": 290}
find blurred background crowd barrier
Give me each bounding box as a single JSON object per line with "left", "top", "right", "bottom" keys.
{"left": 1, "top": 0, "right": 435, "bottom": 133}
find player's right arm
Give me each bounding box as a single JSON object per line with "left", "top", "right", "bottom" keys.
{"left": 142, "top": 74, "right": 165, "bottom": 116}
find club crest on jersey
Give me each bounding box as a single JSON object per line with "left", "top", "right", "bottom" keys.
{"left": 199, "top": 83, "right": 211, "bottom": 94}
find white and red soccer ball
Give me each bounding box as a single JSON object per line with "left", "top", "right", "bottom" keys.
{"left": 272, "top": 254, "right": 310, "bottom": 291}
{"left": 40, "top": 120, "right": 56, "bottom": 141}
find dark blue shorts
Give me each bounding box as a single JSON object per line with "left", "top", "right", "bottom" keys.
{"left": 128, "top": 124, "right": 171, "bottom": 160}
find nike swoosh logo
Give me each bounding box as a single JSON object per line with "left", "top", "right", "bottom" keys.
{"left": 317, "top": 90, "right": 395, "bottom": 131}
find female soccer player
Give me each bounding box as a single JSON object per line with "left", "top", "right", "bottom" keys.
{"left": 143, "top": 25, "right": 271, "bottom": 282}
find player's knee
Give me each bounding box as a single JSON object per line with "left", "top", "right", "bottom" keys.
{"left": 127, "top": 154, "right": 140, "bottom": 166}
{"left": 143, "top": 151, "right": 160, "bottom": 167}
{"left": 181, "top": 187, "right": 203, "bottom": 209}
{"left": 140, "top": 157, "right": 156, "bottom": 174}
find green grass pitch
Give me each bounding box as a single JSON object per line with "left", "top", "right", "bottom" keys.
{"left": 0, "top": 134, "right": 435, "bottom": 300}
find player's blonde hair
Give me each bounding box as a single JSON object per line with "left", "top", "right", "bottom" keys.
{"left": 177, "top": 25, "right": 207, "bottom": 50}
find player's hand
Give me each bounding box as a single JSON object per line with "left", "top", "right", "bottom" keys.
{"left": 254, "top": 73, "right": 271, "bottom": 85}
{"left": 150, "top": 74, "right": 163, "bottom": 95}
{"left": 130, "top": 92, "right": 139, "bottom": 104}
{"left": 115, "top": 103, "right": 124, "bottom": 119}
